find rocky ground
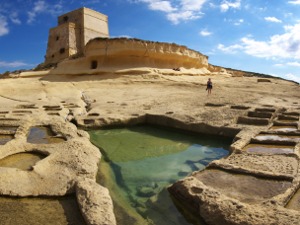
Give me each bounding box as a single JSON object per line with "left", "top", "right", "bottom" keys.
{"left": 0, "top": 69, "right": 299, "bottom": 224}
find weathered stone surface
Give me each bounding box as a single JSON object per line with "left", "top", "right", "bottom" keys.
{"left": 0, "top": 116, "right": 116, "bottom": 224}
{"left": 0, "top": 124, "right": 100, "bottom": 194}
{"left": 244, "top": 143, "right": 295, "bottom": 154}
{"left": 51, "top": 38, "right": 210, "bottom": 75}
{"left": 169, "top": 109, "right": 300, "bottom": 224}
{"left": 0, "top": 56, "right": 299, "bottom": 224}
{"left": 168, "top": 177, "right": 300, "bottom": 225}
{"left": 211, "top": 153, "right": 298, "bottom": 178}
{"left": 237, "top": 116, "right": 270, "bottom": 126}
{"left": 193, "top": 169, "right": 292, "bottom": 204}
{"left": 286, "top": 186, "right": 300, "bottom": 211}
{"left": 76, "top": 178, "right": 116, "bottom": 225}
{"left": 0, "top": 195, "right": 86, "bottom": 225}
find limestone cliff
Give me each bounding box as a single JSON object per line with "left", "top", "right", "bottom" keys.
{"left": 86, "top": 38, "right": 208, "bottom": 68}
{"left": 208, "top": 64, "right": 228, "bottom": 74}
{"left": 51, "top": 38, "right": 209, "bottom": 75}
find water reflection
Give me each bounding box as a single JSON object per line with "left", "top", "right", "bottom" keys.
{"left": 90, "top": 126, "right": 230, "bottom": 225}
{"left": 27, "top": 126, "right": 65, "bottom": 144}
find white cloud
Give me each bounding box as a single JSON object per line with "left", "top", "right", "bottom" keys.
{"left": 148, "top": 1, "right": 176, "bottom": 12}
{"left": 274, "top": 61, "right": 300, "bottom": 67}
{"left": 27, "top": 0, "right": 47, "bottom": 23}
{"left": 111, "top": 35, "right": 133, "bottom": 38}
{"left": 0, "top": 16, "right": 9, "bottom": 36}
{"left": 258, "top": 7, "right": 267, "bottom": 12}
{"left": 208, "top": 2, "right": 217, "bottom": 8}
{"left": 224, "top": 18, "right": 244, "bottom": 25}
{"left": 83, "top": 0, "right": 101, "bottom": 4}
{"left": 264, "top": 17, "right": 282, "bottom": 23}
{"left": 218, "top": 22, "right": 300, "bottom": 60}
{"left": 181, "top": 0, "right": 206, "bottom": 11}
{"left": 217, "top": 43, "right": 243, "bottom": 53}
{"left": 132, "top": 0, "right": 207, "bottom": 24}
{"left": 220, "top": 0, "right": 241, "bottom": 12}
{"left": 199, "top": 29, "right": 212, "bottom": 36}
{"left": 10, "top": 12, "right": 21, "bottom": 25}
{"left": 234, "top": 19, "right": 244, "bottom": 25}
{"left": 167, "top": 10, "right": 203, "bottom": 24}
{"left": 0, "top": 61, "right": 28, "bottom": 68}
{"left": 287, "top": 61, "right": 300, "bottom": 67}
{"left": 27, "top": 0, "right": 62, "bottom": 24}
{"left": 288, "top": 0, "right": 300, "bottom": 5}
{"left": 284, "top": 73, "right": 300, "bottom": 83}
{"left": 284, "top": 12, "right": 293, "bottom": 18}
{"left": 274, "top": 63, "right": 284, "bottom": 67}
{"left": 34, "top": 0, "right": 47, "bottom": 12}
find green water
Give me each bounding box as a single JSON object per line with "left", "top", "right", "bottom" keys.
{"left": 89, "top": 126, "right": 230, "bottom": 225}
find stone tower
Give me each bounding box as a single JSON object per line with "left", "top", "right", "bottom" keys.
{"left": 45, "top": 7, "right": 109, "bottom": 65}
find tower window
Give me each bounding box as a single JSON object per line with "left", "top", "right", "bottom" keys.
{"left": 59, "top": 48, "right": 65, "bottom": 54}
{"left": 63, "top": 16, "right": 68, "bottom": 22}
{"left": 56, "top": 36, "right": 59, "bottom": 41}
{"left": 91, "top": 60, "right": 98, "bottom": 69}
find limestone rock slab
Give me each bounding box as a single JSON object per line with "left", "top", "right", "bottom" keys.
{"left": 76, "top": 178, "right": 116, "bottom": 225}
{"left": 193, "top": 169, "right": 292, "bottom": 204}
{"left": 211, "top": 153, "right": 298, "bottom": 178}
{"left": 169, "top": 176, "right": 300, "bottom": 225}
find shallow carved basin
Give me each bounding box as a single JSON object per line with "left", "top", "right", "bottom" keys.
{"left": 277, "top": 115, "right": 299, "bottom": 121}
{"left": 269, "top": 126, "right": 298, "bottom": 132}
{"left": 0, "top": 152, "right": 46, "bottom": 171}
{"left": 193, "top": 169, "right": 292, "bottom": 204}
{"left": 276, "top": 120, "right": 298, "bottom": 123}
{"left": 0, "top": 135, "right": 14, "bottom": 145}
{"left": 286, "top": 187, "right": 300, "bottom": 211}
{"left": 243, "top": 144, "right": 294, "bottom": 154}
{"left": 0, "top": 126, "right": 18, "bottom": 132}
{"left": 0, "top": 196, "right": 85, "bottom": 225}
{"left": 254, "top": 134, "right": 300, "bottom": 142}
{"left": 27, "top": 126, "right": 65, "bottom": 144}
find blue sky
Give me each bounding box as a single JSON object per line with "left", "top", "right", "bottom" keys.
{"left": 0, "top": 0, "right": 300, "bottom": 82}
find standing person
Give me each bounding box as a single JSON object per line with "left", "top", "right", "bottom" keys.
{"left": 206, "top": 78, "right": 212, "bottom": 95}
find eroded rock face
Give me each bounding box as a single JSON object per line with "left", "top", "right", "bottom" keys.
{"left": 76, "top": 178, "right": 116, "bottom": 225}
{"left": 169, "top": 109, "right": 300, "bottom": 225}
{"left": 193, "top": 169, "right": 292, "bottom": 203}
{"left": 0, "top": 195, "right": 86, "bottom": 225}
{"left": 169, "top": 176, "right": 300, "bottom": 225}
{"left": 0, "top": 116, "right": 116, "bottom": 225}
{"left": 86, "top": 38, "right": 208, "bottom": 68}
{"left": 51, "top": 38, "right": 210, "bottom": 75}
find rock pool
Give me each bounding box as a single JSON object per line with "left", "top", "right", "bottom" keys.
{"left": 89, "top": 126, "right": 231, "bottom": 225}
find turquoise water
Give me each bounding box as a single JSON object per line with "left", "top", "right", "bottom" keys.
{"left": 89, "top": 126, "right": 230, "bottom": 225}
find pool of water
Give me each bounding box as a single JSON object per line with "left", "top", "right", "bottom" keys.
{"left": 0, "top": 196, "right": 85, "bottom": 225}
{"left": 27, "top": 126, "right": 65, "bottom": 144}
{"left": 269, "top": 126, "right": 298, "bottom": 132}
{"left": 0, "top": 152, "right": 46, "bottom": 171}
{"left": 255, "top": 134, "right": 300, "bottom": 142}
{"left": 89, "top": 126, "right": 231, "bottom": 225}
{"left": 0, "top": 135, "right": 14, "bottom": 145}
{"left": 244, "top": 144, "right": 294, "bottom": 154}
